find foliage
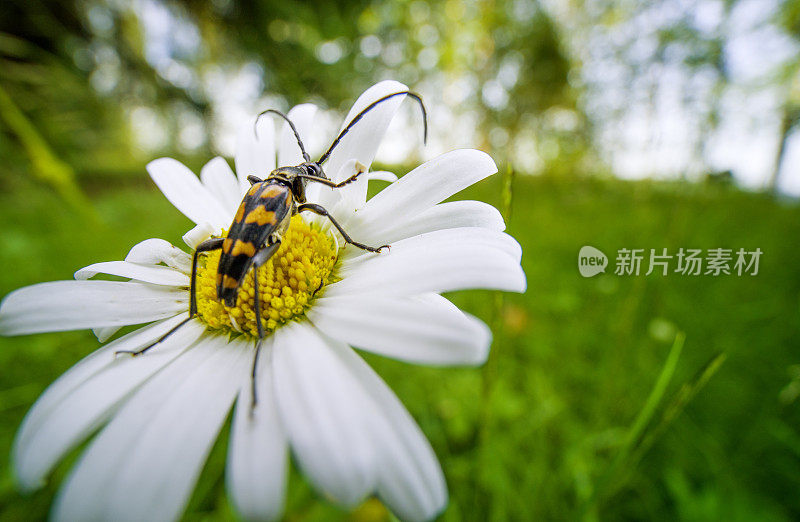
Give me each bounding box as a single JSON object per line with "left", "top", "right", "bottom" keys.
{"left": 0, "top": 0, "right": 586, "bottom": 185}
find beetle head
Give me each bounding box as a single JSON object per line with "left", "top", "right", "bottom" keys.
{"left": 300, "top": 161, "right": 327, "bottom": 180}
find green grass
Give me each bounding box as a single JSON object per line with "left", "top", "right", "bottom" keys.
{"left": 0, "top": 170, "right": 799, "bottom": 521}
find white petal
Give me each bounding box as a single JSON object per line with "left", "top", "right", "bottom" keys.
{"left": 327, "top": 228, "right": 526, "bottom": 297}
{"left": 235, "top": 115, "right": 277, "bottom": 192}
{"left": 53, "top": 334, "right": 250, "bottom": 522}
{"left": 272, "top": 323, "right": 376, "bottom": 507}
{"left": 75, "top": 261, "right": 189, "bottom": 287}
{"left": 342, "top": 226, "right": 522, "bottom": 266}
{"left": 13, "top": 314, "right": 204, "bottom": 491}
{"left": 275, "top": 326, "right": 446, "bottom": 521}
{"left": 353, "top": 149, "right": 498, "bottom": 234}
{"left": 92, "top": 326, "right": 120, "bottom": 343}
{"left": 277, "top": 103, "right": 317, "bottom": 167}
{"left": 226, "top": 336, "right": 289, "bottom": 522}
{"left": 327, "top": 339, "right": 447, "bottom": 522}
{"left": 125, "top": 238, "right": 192, "bottom": 274}
{"left": 201, "top": 157, "right": 242, "bottom": 216}
{"left": 308, "top": 293, "right": 491, "bottom": 366}
{"left": 354, "top": 200, "right": 505, "bottom": 246}
{"left": 0, "top": 281, "right": 187, "bottom": 335}
{"left": 182, "top": 221, "right": 219, "bottom": 250}
{"left": 147, "top": 158, "right": 230, "bottom": 228}
{"left": 325, "top": 80, "right": 409, "bottom": 209}
{"left": 14, "top": 316, "right": 188, "bottom": 486}
{"left": 366, "top": 170, "right": 398, "bottom": 182}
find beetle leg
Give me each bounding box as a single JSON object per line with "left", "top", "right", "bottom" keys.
{"left": 250, "top": 241, "right": 281, "bottom": 340}
{"left": 190, "top": 238, "right": 226, "bottom": 316}
{"left": 116, "top": 237, "right": 224, "bottom": 357}
{"left": 249, "top": 239, "right": 282, "bottom": 410}
{"left": 297, "top": 203, "right": 390, "bottom": 252}
{"left": 296, "top": 161, "right": 368, "bottom": 188}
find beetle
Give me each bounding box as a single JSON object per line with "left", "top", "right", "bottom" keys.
{"left": 118, "top": 90, "right": 427, "bottom": 404}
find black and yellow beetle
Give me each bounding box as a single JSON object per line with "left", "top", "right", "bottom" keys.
{"left": 119, "top": 91, "right": 427, "bottom": 403}
{"left": 212, "top": 159, "right": 387, "bottom": 305}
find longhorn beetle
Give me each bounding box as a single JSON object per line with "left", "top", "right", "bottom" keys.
{"left": 118, "top": 91, "right": 427, "bottom": 406}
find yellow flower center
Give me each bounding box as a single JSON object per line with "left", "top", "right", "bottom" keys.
{"left": 195, "top": 215, "right": 337, "bottom": 338}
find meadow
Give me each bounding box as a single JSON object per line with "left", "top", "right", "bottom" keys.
{"left": 1, "top": 169, "right": 798, "bottom": 520}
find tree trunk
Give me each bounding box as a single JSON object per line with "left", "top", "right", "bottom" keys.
{"left": 769, "top": 107, "right": 794, "bottom": 193}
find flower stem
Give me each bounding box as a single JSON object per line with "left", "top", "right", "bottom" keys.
{"left": 474, "top": 164, "right": 515, "bottom": 514}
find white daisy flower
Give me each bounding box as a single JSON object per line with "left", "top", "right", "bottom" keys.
{"left": 0, "top": 81, "right": 526, "bottom": 521}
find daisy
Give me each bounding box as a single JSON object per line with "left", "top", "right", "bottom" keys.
{"left": 0, "top": 81, "right": 526, "bottom": 521}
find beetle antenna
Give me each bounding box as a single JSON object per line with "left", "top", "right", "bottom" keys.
{"left": 254, "top": 109, "right": 311, "bottom": 163}
{"left": 317, "top": 91, "right": 427, "bottom": 165}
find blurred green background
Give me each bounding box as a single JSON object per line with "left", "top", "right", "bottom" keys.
{"left": 1, "top": 0, "right": 800, "bottom": 520}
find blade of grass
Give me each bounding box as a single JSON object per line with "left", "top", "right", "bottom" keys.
{"left": 593, "top": 350, "right": 727, "bottom": 516}
{"left": 479, "top": 164, "right": 515, "bottom": 431}
{"left": 480, "top": 164, "right": 516, "bottom": 424}
{"left": 582, "top": 332, "right": 685, "bottom": 519}
{"left": 622, "top": 332, "right": 686, "bottom": 453}
{"left": 0, "top": 82, "right": 95, "bottom": 220}
{"left": 768, "top": 418, "right": 800, "bottom": 459}
{"left": 630, "top": 351, "right": 727, "bottom": 465}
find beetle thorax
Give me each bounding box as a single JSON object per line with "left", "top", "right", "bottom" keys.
{"left": 268, "top": 165, "right": 305, "bottom": 183}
